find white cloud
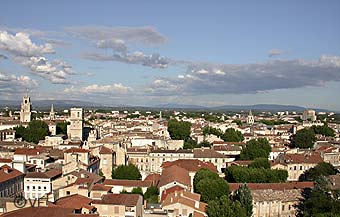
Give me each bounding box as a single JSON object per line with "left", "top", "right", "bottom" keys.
{"left": 0, "top": 71, "right": 38, "bottom": 93}
{"left": 0, "top": 31, "right": 54, "bottom": 57}
{"left": 96, "top": 39, "right": 127, "bottom": 52}
{"left": 64, "top": 83, "right": 132, "bottom": 95}
{"left": 146, "top": 55, "right": 340, "bottom": 96}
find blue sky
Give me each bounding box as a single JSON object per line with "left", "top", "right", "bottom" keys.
{"left": 0, "top": 0, "right": 340, "bottom": 110}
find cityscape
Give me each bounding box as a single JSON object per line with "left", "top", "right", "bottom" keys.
{"left": 1, "top": 1, "right": 340, "bottom": 217}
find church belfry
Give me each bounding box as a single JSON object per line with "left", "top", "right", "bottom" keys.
{"left": 20, "top": 94, "right": 32, "bottom": 123}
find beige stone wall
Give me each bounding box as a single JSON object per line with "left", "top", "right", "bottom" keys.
{"left": 95, "top": 204, "right": 125, "bottom": 217}
{"left": 100, "top": 153, "right": 113, "bottom": 179}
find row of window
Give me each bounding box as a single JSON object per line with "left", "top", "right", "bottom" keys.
{"left": 26, "top": 186, "right": 48, "bottom": 191}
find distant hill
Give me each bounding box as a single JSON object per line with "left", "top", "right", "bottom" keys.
{"left": 0, "top": 100, "right": 330, "bottom": 112}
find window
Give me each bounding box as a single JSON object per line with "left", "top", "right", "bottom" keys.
{"left": 114, "top": 206, "right": 119, "bottom": 214}
{"left": 66, "top": 191, "right": 70, "bottom": 195}
{"left": 300, "top": 166, "right": 303, "bottom": 170}
{"left": 38, "top": 186, "right": 41, "bottom": 191}
{"left": 103, "top": 159, "right": 107, "bottom": 165}
{"left": 294, "top": 166, "right": 297, "bottom": 170}
{"left": 44, "top": 186, "right": 47, "bottom": 190}
{"left": 282, "top": 205, "right": 285, "bottom": 211}
{"left": 33, "top": 186, "right": 35, "bottom": 190}
{"left": 289, "top": 205, "right": 291, "bottom": 210}
{"left": 27, "top": 186, "right": 29, "bottom": 190}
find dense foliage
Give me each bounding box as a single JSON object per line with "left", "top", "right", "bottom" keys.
{"left": 193, "top": 168, "right": 220, "bottom": 192}
{"left": 144, "top": 186, "right": 159, "bottom": 203}
{"left": 206, "top": 196, "right": 247, "bottom": 217}
{"left": 225, "top": 166, "right": 288, "bottom": 183}
{"left": 203, "top": 127, "right": 243, "bottom": 142}
{"left": 232, "top": 119, "right": 242, "bottom": 126}
{"left": 249, "top": 158, "right": 270, "bottom": 169}
{"left": 221, "top": 128, "right": 244, "bottom": 142}
{"left": 196, "top": 177, "right": 230, "bottom": 203}
{"left": 56, "top": 121, "right": 69, "bottom": 135}
{"left": 14, "top": 120, "right": 49, "bottom": 144}
{"left": 311, "top": 125, "right": 335, "bottom": 137}
{"left": 167, "top": 120, "right": 192, "bottom": 140}
{"left": 297, "top": 178, "right": 340, "bottom": 217}
{"left": 111, "top": 164, "right": 142, "bottom": 180}
{"left": 240, "top": 138, "right": 271, "bottom": 160}
{"left": 299, "top": 162, "right": 338, "bottom": 182}
{"left": 233, "top": 184, "right": 253, "bottom": 217}
{"left": 291, "top": 128, "right": 316, "bottom": 149}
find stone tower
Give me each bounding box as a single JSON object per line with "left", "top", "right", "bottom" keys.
{"left": 247, "top": 110, "right": 254, "bottom": 125}
{"left": 20, "top": 94, "right": 32, "bottom": 123}
{"left": 68, "top": 108, "right": 84, "bottom": 141}
{"left": 49, "top": 104, "right": 55, "bottom": 120}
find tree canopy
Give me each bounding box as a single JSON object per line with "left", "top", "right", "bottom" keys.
{"left": 249, "top": 158, "right": 270, "bottom": 169}
{"left": 14, "top": 120, "right": 49, "bottom": 144}
{"left": 240, "top": 138, "right": 271, "bottom": 160}
{"left": 297, "top": 178, "right": 340, "bottom": 217}
{"left": 56, "top": 121, "right": 69, "bottom": 135}
{"left": 311, "top": 125, "right": 335, "bottom": 137}
{"left": 111, "top": 164, "right": 142, "bottom": 180}
{"left": 299, "top": 162, "right": 338, "bottom": 182}
{"left": 144, "top": 186, "right": 159, "bottom": 203}
{"left": 225, "top": 166, "right": 288, "bottom": 183}
{"left": 221, "top": 128, "right": 244, "bottom": 142}
{"left": 193, "top": 168, "right": 220, "bottom": 192}
{"left": 291, "top": 128, "right": 316, "bottom": 149}
{"left": 167, "top": 120, "right": 192, "bottom": 140}
{"left": 196, "top": 177, "right": 230, "bottom": 203}
{"left": 233, "top": 184, "right": 253, "bottom": 217}
{"left": 206, "top": 195, "right": 247, "bottom": 217}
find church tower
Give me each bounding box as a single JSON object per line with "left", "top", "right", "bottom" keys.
{"left": 68, "top": 108, "right": 84, "bottom": 141}
{"left": 20, "top": 94, "right": 32, "bottom": 123}
{"left": 247, "top": 110, "right": 254, "bottom": 125}
{"left": 49, "top": 104, "right": 56, "bottom": 120}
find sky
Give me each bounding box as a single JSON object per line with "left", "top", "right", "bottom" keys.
{"left": 0, "top": 0, "right": 340, "bottom": 110}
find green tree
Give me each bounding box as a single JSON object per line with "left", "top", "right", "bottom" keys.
{"left": 232, "top": 119, "right": 242, "bottom": 126}
{"left": 111, "top": 164, "right": 142, "bottom": 180}
{"left": 206, "top": 195, "right": 247, "bottom": 217}
{"left": 167, "top": 120, "right": 192, "bottom": 140}
{"left": 203, "top": 127, "right": 223, "bottom": 137}
{"left": 297, "top": 178, "right": 340, "bottom": 217}
{"left": 14, "top": 120, "right": 49, "bottom": 144}
{"left": 311, "top": 125, "right": 335, "bottom": 137}
{"left": 299, "top": 162, "right": 338, "bottom": 182}
{"left": 233, "top": 184, "right": 253, "bottom": 217}
{"left": 56, "top": 122, "right": 69, "bottom": 135}
{"left": 183, "top": 137, "right": 198, "bottom": 149}
{"left": 240, "top": 138, "right": 271, "bottom": 160}
{"left": 193, "top": 168, "right": 220, "bottom": 192}
{"left": 291, "top": 128, "right": 316, "bottom": 149}
{"left": 131, "top": 187, "right": 144, "bottom": 196}
{"left": 196, "top": 178, "right": 230, "bottom": 203}
{"left": 249, "top": 158, "right": 270, "bottom": 169}
{"left": 225, "top": 166, "right": 288, "bottom": 183}
{"left": 221, "top": 128, "right": 244, "bottom": 142}
{"left": 144, "top": 186, "right": 159, "bottom": 203}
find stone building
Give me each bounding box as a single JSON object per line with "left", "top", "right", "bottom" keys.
{"left": 20, "top": 94, "right": 32, "bottom": 123}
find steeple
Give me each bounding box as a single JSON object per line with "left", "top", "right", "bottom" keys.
{"left": 49, "top": 104, "right": 55, "bottom": 120}
{"left": 249, "top": 109, "right": 253, "bottom": 116}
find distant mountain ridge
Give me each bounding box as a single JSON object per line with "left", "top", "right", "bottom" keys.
{"left": 0, "top": 100, "right": 331, "bottom": 112}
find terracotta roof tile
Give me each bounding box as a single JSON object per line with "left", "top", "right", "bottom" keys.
{"left": 229, "top": 182, "right": 314, "bottom": 192}
{"left": 0, "top": 165, "right": 24, "bottom": 183}
{"left": 159, "top": 165, "right": 191, "bottom": 187}
{"left": 161, "top": 159, "right": 217, "bottom": 173}
{"left": 92, "top": 194, "right": 141, "bottom": 206}
{"left": 99, "top": 146, "right": 113, "bottom": 155}
{"left": 54, "top": 194, "right": 94, "bottom": 210}
{"left": 64, "top": 148, "right": 90, "bottom": 153}
{"left": 193, "top": 148, "right": 227, "bottom": 158}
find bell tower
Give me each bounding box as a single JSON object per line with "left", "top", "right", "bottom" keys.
{"left": 20, "top": 93, "right": 32, "bottom": 123}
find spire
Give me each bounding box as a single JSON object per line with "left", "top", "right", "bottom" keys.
{"left": 51, "top": 104, "right": 54, "bottom": 113}
{"left": 159, "top": 111, "right": 162, "bottom": 121}
{"left": 249, "top": 109, "right": 252, "bottom": 116}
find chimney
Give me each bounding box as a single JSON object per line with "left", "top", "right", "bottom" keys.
{"left": 170, "top": 196, "right": 173, "bottom": 203}
{"left": 3, "top": 167, "right": 8, "bottom": 173}
{"left": 195, "top": 201, "right": 199, "bottom": 208}
{"left": 81, "top": 173, "right": 86, "bottom": 178}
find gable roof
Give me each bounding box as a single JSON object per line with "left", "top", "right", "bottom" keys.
{"left": 229, "top": 182, "right": 314, "bottom": 192}
{"left": 54, "top": 194, "right": 94, "bottom": 210}
{"left": 0, "top": 165, "right": 24, "bottom": 183}
{"left": 159, "top": 165, "right": 191, "bottom": 187}
{"left": 193, "top": 148, "right": 227, "bottom": 158}
{"left": 161, "top": 159, "right": 217, "bottom": 173}
{"left": 103, "top": 179, "right": 152, "bottom": 187}
{"left": 92, "top": 194, "right": 141, "bottom": 206}
{"left": 99, "top": 146, "right": 113, "bottom": 155}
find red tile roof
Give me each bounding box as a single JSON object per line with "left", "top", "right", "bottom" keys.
{"left": 0, "top": 158, "right": 12, "bottom": 163}
{"left": 0, "top": 207, "right": 74, "bottom": 217}
{"left": 54, "top": 194, "right": 94, "bottom": 210}
{"left": 64, "top": 148, "right": 90, "bottom": 153}
{"left": 159, "top": 165, "right": 191, "bottom": 188}
{"left": 25, "top": 172, "right": 50, "bottom": 179}
{"left": 14, "top": 147, "right": 47, "bottom": 155}
{"left": 44, "top": 168, "right": 62, "bottom": 179}
{"left": 161, "top": 159, "right": 217, "bottom": 173}
{"left": 144, "top": 173, "right": 161, "bottom": 186}
{"left": 0, "top": 165, "right": 24, "bottom": 183}
{"left": 285, "top": 153, "right": 323, "bottom": 164}
{"left": 92, "top": 194, "right": 141, "bottom": 206}
{"left": 229, "top": 182, "right": 314, "bottom": 192}
{"left": 161, "top": 185, "right": 184, "bottom": 201}
{"left": 91, "top": 183, "right": 112, "bottom": 192}
{"left": 99, "top": 146, "right": 113, "bottom": 155}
